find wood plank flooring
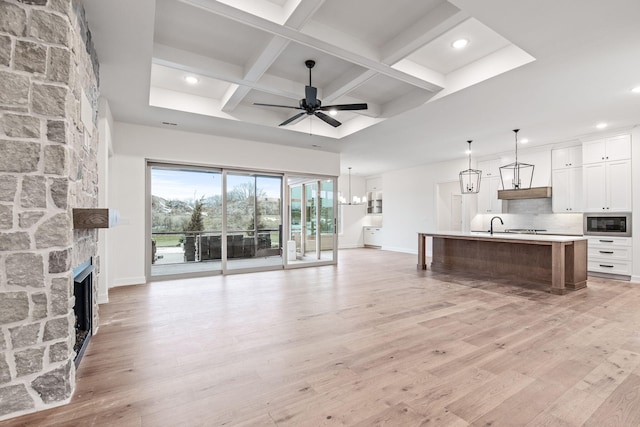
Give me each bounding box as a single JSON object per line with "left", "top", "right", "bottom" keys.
{"left": 4, "top": 249, "right": 640, "bottom": 426}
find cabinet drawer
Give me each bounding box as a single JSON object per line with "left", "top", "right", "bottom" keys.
{"left": 587, "top": 236, "right": 632, "bottom": 247}
{"left": 588, "top": 247, "right": 631, "bottom": 260}
{"left": 588, "top": 260, "right": 632, "bottom": 275}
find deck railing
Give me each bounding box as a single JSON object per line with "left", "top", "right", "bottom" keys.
{"left": 151, "top": 229, "right": 280, "bottom": 264}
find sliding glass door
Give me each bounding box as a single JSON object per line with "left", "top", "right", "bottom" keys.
{"left": 286, "top": 176, "right": 336, "bottom": 266}
{"left": 149, "top": 164, "right": 335, "bottom": 278}
{"left": 150, "top": 166, "right": 223, "bottom": 277}
{"left": 224, "top": 172, "right": 283, "bottom": 272}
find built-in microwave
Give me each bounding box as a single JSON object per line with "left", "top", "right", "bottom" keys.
{"left": 583, "top": 212, "right": 632, "bottom": 237}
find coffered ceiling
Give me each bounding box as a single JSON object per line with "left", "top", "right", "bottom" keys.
{"left": 84, "top": 0, "right": 640, "bottom": 176}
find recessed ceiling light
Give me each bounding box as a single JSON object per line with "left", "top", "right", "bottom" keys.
{"left": 329, "top": 109, "right": 337, "bottom": 116}
{"left": 452, "top": 38, "right": 469, "bottom": 49}
{"left": 184, "top": 76, "right": 199, "bottom": 84}
{"left": 520, "top": 138, "right": 529, "bottom": 144}
{"left": 596, "top": 123, "right": 608, "bottom": 129}
{"left": 632, "top": 86, "right": 640, "bottom": 93}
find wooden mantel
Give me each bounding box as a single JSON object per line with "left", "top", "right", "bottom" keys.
{"left": 73, "top": 208, "right": 119, "bottom": 229}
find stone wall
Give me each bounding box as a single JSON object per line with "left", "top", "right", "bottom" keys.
{"left": 0, "top": 0, "right": 99, "bottom": 421}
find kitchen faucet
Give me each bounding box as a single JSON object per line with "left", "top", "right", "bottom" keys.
{"left": 490, "top": 216, "right": 504, "bottom": 235}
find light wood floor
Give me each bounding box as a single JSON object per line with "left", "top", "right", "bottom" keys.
{"left": 5, "top": 249, "right": 640, "bottom": 426}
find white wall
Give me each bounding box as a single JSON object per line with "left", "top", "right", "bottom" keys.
{"left": 337, "top": 172, "right": 366, "bottom": 248}
{"left": 381, "top": 158, "right": 469, "bottom": 254}
{"left": 339, "top": 204, "right": 367, "bottom": 248}
{"left": 97, "top": 98, "right": 114, "bottom": 303}
{"left": 632, "top": 126, "right": 640, "bottom": 282}
{"left": 108, "top": 122, "right": 340, "bottom": 287}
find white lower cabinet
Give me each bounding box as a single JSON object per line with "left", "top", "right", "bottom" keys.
{"left": 587, "top": 237, "right": 632, "bottom": 277}
{"left": 363, "top": 227, "right": 383, "bottom": 248}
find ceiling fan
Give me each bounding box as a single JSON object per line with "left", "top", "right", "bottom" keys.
{"left": 254, "top": 59, "right": 368, "bottom": 128}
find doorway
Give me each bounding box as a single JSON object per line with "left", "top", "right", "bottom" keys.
{"left": 149, "top": 163, "right": 284, "bottom": 278}
{"left": 224, "top": 172, "right": 283, "bottom": 273}
{"left": 286, "top": 176, "right": 336, "bottom": 266}
{"left": 436, "top": 181, "right": 463, "bottom": 231}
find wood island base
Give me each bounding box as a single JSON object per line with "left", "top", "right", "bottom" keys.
{"left": 418, "top": 232, "right": 588, "bottom": 295}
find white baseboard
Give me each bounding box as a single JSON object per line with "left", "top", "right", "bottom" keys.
{"left": 97, "top": 293, "right": 109, "bottom": 304}
{"left": 630, "top": 275, "right": 640, "bottom": 283}
{"left": 338, "top": 244, "right": 364, "bottom": 249}
{"left": 112, "top": 276, "right": 146, "bottom": 288}
{"left": 381, "top": 245, "right": 420, "bottom": 255}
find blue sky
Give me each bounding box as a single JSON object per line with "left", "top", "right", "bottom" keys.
{"left": 151, "top": 168, "right": 282, "bottom": 201}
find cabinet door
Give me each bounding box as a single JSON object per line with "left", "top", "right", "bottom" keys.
{"left": 583, "top": 163, "right": 607, "bottom": 211}
{"left": 552, "top": 149, "right": 570, "bottom": 170}
{"left": 478, "top": 176, "right": 502, "bottom": 214}
{"left": 605, "top": 135, "right": 631, "bottom": 161}
{"left": 552, "top": 146, "right": 581, "bottom": 169}
{"left": 582, "top": 140, "right": 606, "bottom": 164}
{"left": 606, "top": 159, "right": 631, "bottom": 211}
{"left": 569, "top": 167, "right": 583, "bottom": 212}
{"left": 568, "top": 146, "right": 582, "bottom": 168}
{"left": 552, "top": 169, "right": 570, "bottom": 212}
{"left": 477, "top": 159, "right": 500, "bottom": 177}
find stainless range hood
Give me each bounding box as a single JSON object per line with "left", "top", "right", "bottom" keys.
{"left": 498, "top": 186, "right": 552, "bottom": 200}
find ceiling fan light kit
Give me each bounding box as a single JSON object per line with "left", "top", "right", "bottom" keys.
{"left": 254, "top": 60, "right": 368, "bottom": 128}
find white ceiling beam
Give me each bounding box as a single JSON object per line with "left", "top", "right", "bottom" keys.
{"left": 178, "top": 0, "right": 444, "bottom": 93}
{"left": 284, "top": 0, "right": 325, "bottom": 28}
{"left": 153, "top": 43, "right": 301, "bottom": 99}
{"left": 380, "top": 3, "right": 470, "bottom": 65}
{"left": 221, "top": 35, "right": 289, "bottom": 111}
{"left": 220, "top": 0, "right": 324, "bottom": 112}
{"left": 322, "top": 69, "right": 376, "bottom": 104}
{"left": 381, "top": 89, "right": 437, "bottom": 118}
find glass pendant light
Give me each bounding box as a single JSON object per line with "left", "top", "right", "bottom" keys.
{"left": 499, "top": 129, "right": 534, "bottom": 190}
{"left": 459, "top": 140, "right": 481, "bottom": 194}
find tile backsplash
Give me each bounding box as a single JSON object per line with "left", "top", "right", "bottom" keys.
{"left": 472, "top": 212, "right": 583, "bottom": 235}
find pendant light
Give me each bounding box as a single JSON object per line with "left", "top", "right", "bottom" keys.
{"left": 339, "top": 167, "right": 367, "bottom": 205}
{"left": 499, "top": 129, "right": 534, "bottom": 190}
{"left": 459, "top": 140, "right": 481, "bottom": 194}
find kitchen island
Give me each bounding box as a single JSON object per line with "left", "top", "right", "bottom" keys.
{"left": 417, "top": 231, "right": 588, "bottom": 295}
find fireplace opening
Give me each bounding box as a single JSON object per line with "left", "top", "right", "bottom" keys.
{"left": 73, "top": 259, "right": 94, "bottom": 368}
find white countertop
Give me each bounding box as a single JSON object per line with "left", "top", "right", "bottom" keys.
{"left": 419, "top": 231, "right": 587, "bottom": 243}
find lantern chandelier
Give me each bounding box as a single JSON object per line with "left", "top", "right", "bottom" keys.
{"left": 459, "top": 140, "right": 481, "bottom": 194}
{"left": 338, "top": 167, "right": 367, "bottom": 205}
{"left": 499, "top": 129, "right": 534, "bottom": 190}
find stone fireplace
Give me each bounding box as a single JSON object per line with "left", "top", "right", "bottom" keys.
{"left": 72, "top": 257, "right": 93, "bottom": 367}
{"left": 0, "top": 0, "right": 101, "bottom": 421}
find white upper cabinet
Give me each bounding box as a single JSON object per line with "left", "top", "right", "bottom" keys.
{"left": 582, "top": 134, "right": 631, "bottom": 164}
{"left": 552, "top": 146, "right": 582, "bottom": 169}
{"left": 581, "top": 134, "right": 632, "bottom": 212}
{"left": 477, "top": 159, "right": 501, "bottom": 178}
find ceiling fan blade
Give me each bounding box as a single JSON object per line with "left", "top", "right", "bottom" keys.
{"left": 254, "top": 102, "right": 302, "bottom": 110}
{"left": 279, "top": 112, "right": 307, "bottom": 126}
{"left": 320, "top": 103, "right": 368, "bottom": 111}
{"left": 305, "top": 85, "right": 318, "bottom": 107}
{"left": 314, "top": 111, "right": 341, "bottom": 127}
